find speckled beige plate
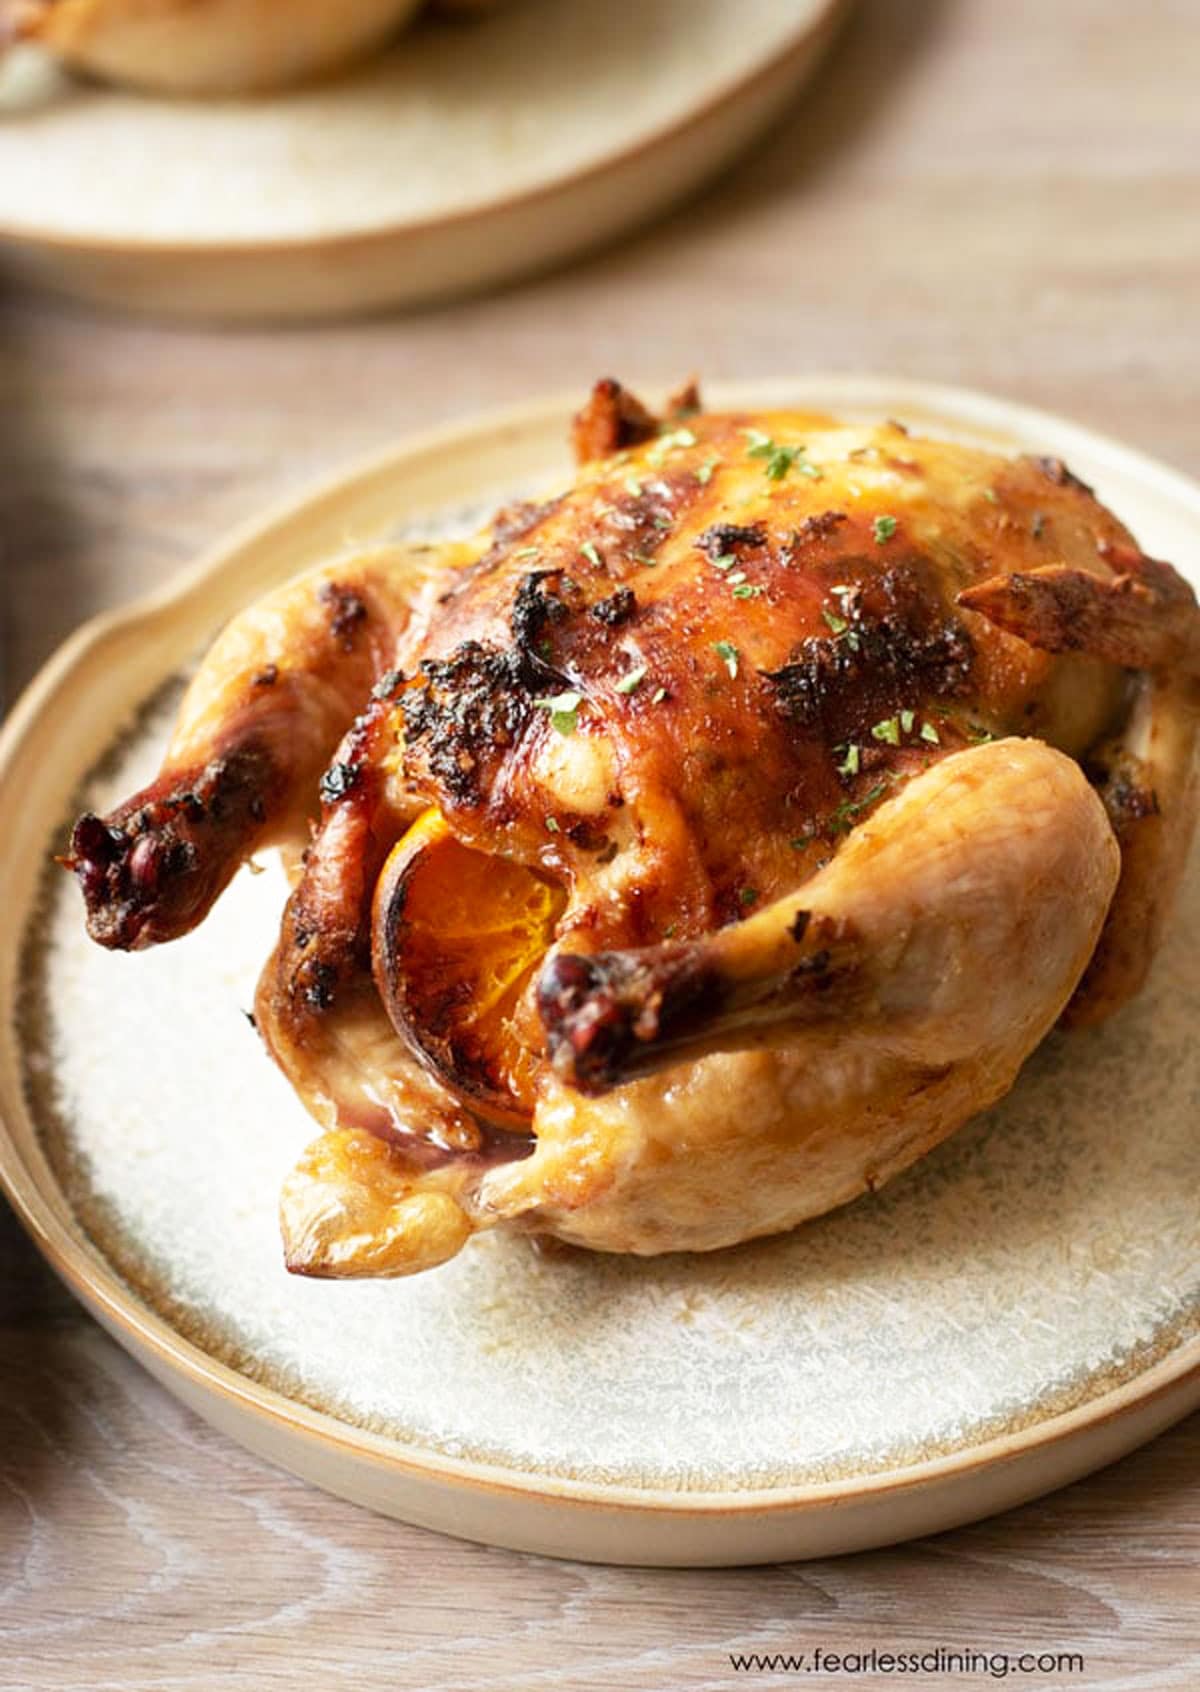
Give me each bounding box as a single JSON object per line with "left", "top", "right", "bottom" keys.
{"left": 0, "top": 0, "right": 848, "bottom": 321}
{"left": 1, "top": 378, "right": 1198, "bottom": 1565}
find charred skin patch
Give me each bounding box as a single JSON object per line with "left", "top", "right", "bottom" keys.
{"left": 510, "top": 569, "right": 584, "bottom": 652}
{"left": 407, "top": 571, "right": 600, "bottom": 815}
{"left": 591, "top": 586, "right": 638, "bottom": 627}
{"left": 405, "top": 563, "right": 645, "bottom": 817}
{"left": 696, "top": 522, "right": 768, "bottom": 561}
{"left": 793, "top": 510, "right": 848, "bottom": 546}
{"left": 401, "top": 642, "right": 540, "bottom": 808}
{"left": 280, "top": 907, "right": 363, "bottom": 1019}
{"left": 765, "top": 562, "right": 975, "bottom": 744}
{"left": 319, "top": 581, "right": 368, "bottom": 651}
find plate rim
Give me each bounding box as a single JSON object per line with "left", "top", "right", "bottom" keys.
{"left": 0, "top": 0, "right": 851, "bottom": 256}
{"left": 2, "top": 373, "right": 1198, "bottom": 1527}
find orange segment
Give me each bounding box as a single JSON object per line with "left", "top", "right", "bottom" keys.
{"left": 372, "top": 809, "right": 566, "bottom": 1127}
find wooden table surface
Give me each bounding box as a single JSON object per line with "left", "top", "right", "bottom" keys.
{"left": 2, "top": 2, "right": 1198, "bottom": 1686}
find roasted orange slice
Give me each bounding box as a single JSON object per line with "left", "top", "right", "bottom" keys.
{"left": 372, "top": 809, "right": 566, "bottom": 1127}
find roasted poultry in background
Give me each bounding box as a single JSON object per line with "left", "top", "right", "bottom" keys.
{"left": 66, "top": 382, "right": 1200, "bottom": 1277}
{"left": 4, "top": 0, "right": 505, "bottom": 96}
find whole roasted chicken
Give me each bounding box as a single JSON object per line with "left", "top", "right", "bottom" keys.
{"left": 67, "top": 382, "right": 1200, "bottom": 1277}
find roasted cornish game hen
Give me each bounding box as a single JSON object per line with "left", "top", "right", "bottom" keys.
{"left": 67, "top": 382, "right": 1200, "bottom": 1277}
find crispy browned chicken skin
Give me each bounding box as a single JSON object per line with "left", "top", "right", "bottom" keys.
{"left": 66, "top": 383, "right": 1200, "bottom": 1276}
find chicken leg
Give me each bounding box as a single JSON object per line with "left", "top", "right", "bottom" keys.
{"left": 537, "top": 738, "right": 1120, "bottom": 1092}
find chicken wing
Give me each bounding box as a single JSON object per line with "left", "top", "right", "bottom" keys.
{"left": 65, "top": 543, "right": 446, "bottom": 949}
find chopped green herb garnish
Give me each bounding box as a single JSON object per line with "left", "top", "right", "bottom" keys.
{"left": 713, "top": 639, "right": 739, "bottom": 679}
{"left": 830, "top": 781, "right": 889, "bottom": 834}
{"left": 920, "top": 721, "right": 941, "bottom": 744}
{"left": 732, "top": 583, "right": 762, "bottom": 599}
{"left": 513, "top": 545, "right": 541, "bottom": 559}
{"left": 634, "top": 551, "right": 657, "bottom": 567}
{"left": 648, "top": 426, "right": 697, "bottom": 465}
{"left": 900, "top": 708, "right": 915, "bottom": 734}
{"left": 615, "top": 665, "right": 648, "bottom": 695}
{"left": 873, "top": 514, "right": 898, "bottom": 544}
{"left": 745, "top": 429, "right": 809, "bottom": 482}
{"left": 534, "top": 690, "right": 583, "bottom": 736}
{"left": 624, "top": 475, "right": 643, "bottom": 498}
{"left": 651, "top": 686, "right": 668, "bottom": 704}
{"left": 743, "top": 427, "right": 819, "bottom": 480}
{"left": 695, "top": 458, "right": 719, "bottom": 485}
{"left": 838, "top": 744, "right": 861, "bottom": 777}
{"left": 662, "top": 922, "right": 678, "bottom": 938}
{"left": 822, "top": 607, "right": 848, "bottom": 635}
{"left": 797, "top": 459, "right": 824, "bottom": 480}
{"left": 545, "top": 815, "right": 560, "bottom": 833}
{"left": 739, "top": 887, "right": 759, "bottom": 907}
{"left": 789, "top": 834, "right": 813, "bottom": 850}
{"left": 968, "top": 723, "right": 996, "bottom": 743}
{"left": 711, "top": 552, "right": 737, "bottom": 571}
{"left": 580, "top": 540, "right": 602, "bottom": 567}
{"left": 983, "top": 488, "right": 998, "bottom": 504}
{"left": 871, "top": 716, "right": 901, "bottom": 746}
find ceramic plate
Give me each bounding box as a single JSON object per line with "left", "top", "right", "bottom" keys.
{"left": 0, "top": 0, "right": 848, "bottom": 320}
{"left": 1, "top": 378, "right": 1198, "bottom": 1565}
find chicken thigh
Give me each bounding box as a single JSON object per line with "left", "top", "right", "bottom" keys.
{"left": 67, "top": 383, "right": 1200, "bottom": 1276}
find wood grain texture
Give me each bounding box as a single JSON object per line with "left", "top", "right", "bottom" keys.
{"left": 1, "top": 0, "right": 1198, "bottom": 1685}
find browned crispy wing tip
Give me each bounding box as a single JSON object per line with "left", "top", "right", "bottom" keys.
{"left": 570, "top": 377, "right": 704, "bottom": 466}
{"left": 958, "top": 551, "right": 1200, "bottom": 672}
